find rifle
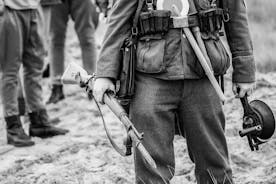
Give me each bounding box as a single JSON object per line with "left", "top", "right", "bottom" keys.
{"left": 61, "top": 62, "right": 158, "bottom": 170}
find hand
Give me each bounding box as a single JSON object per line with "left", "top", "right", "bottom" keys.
{"left": 232, "top": 82, "right": 256, "bottom": 98}
{"left": 93, "top": 78, "right": 115, "bottom": 104}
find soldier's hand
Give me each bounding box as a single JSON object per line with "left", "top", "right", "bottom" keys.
{"left": 232, "top": 82, "right": 256, "bottom": 98}
{"left": 93, "top": 78, "right": 115, "bottom": 104}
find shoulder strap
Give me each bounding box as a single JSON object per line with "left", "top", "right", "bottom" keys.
{"left": 132, "top": 0, "right": 145, "bottom": 36}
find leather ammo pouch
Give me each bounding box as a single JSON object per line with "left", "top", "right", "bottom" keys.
{"left": 116, "top": 0, "right": 145, "bottom": 100}
{"left": 138, "top": 10, "right": 171, "bottom": 36}
{"left": 191, "top": 6, "right": 231, "bottom": 76}
{"left": 117, "top": 38, "right": 136, "bottom": 100}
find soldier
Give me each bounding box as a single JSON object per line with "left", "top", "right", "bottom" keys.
{"left": 0, "top": 0, "right": 69, "bottom": 147}
{"left": 93, "top": 0, "right": 255, "bottom": 183}
{"left": 16, "top": 0, "right": 62, "bottom": 117}
{"left": 46, "top": 0, "right": 98, "bottom": 104}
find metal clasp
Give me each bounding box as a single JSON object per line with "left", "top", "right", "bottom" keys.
{"left": 131, "top": 27, "right": 138, "bottom": 36}
{"left": 146, "top": 0, "right": 154, "bottom": 11}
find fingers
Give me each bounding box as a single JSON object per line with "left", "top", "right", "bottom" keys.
{"left": 232, "top": 82, "right": 255, "bottom": 98}
{"left": 237, "top": 88, "right": 247, "bottom": 98}
{"left": 232, "top": 83, "right": 238, "bottom": 96}
{"left": 93, "top": 84, "right": 107, "bottom": 104}
{"left": 93, "top": 78, "right": 115, "bottom": 104}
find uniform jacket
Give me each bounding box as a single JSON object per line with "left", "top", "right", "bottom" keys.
{"left": 97, "top": 0, "right": 255, "bottom": 83}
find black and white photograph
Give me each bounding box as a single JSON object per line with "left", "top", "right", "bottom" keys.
{"left": 0, "top": 0, "right": 275, "bottom": 183}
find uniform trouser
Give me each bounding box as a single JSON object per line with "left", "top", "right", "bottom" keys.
{"left": 41, "top": 5, "right": 52, "bottom": 53}
{"left": 0, "top": 8, "right": 46, "bottom": 117}
{"left": 130, "top": 73, "right": 233, "bottom": 184}
{"left": 49, "top": 0, "right": 97, "bottom": 84}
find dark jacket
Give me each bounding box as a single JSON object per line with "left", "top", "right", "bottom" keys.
{"left": 97, "top": 0, "right": 255, "bottom": 83}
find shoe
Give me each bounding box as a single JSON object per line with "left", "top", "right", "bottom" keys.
{"left": 5, "top": 115, "right": 35, "bottom": 147}
{"left": 29, "top": 109, "right": 69, "bottom": 138}
{"left": 46, "top": 84, "right": 65, "bottom": 104}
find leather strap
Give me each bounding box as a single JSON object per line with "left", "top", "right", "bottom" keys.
{"left": 132, "top": 0, "right": 146, "bottom": 36}
{"left": 169, "top": 14, "right": 199, "bottom": 28}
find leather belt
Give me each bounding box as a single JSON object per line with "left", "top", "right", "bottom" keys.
{"left": 169, "top": 15, "right": 199, "bottom": 28}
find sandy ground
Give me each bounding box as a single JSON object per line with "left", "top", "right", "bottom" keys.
{"left": 0, "top": 21, "right": 276, "bottom": 184}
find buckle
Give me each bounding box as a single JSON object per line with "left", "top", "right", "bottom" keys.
{"left": 131, "top": 27, "right": 138, "bottom": 36}
{"left": 172, "top": 17, "right": 189, "bottom": 28}
{"left": 146, "top": 0, "right": 154, "bottom": 10}
{"left": 222, "top": 10, "right": 230, "bottom": 22}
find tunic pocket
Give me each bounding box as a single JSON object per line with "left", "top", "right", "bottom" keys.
{"left": 136, "top": 35, "right": 166, "bottom": 74}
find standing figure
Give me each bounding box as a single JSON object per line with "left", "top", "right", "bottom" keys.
{"left": 93, "top": 0, "right": 256, "bottom": 183}
{"left": 16, "top": 0, "right": 62, "bottom": 117}
{"left": 0, "top": 0, "right": 69, "bottom": 147}
{"left": 47, "top": 0, "right": 98, "bottom": 104}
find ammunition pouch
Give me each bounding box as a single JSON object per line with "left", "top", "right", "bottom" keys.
{"left": 117, "top": 38, "right": 136, "bottom": 100}
{"left": 198, "top": 8, "right": 229, "bottom": 34}
{"left": 138, "top": 10, "right": 171, "bottom": 36}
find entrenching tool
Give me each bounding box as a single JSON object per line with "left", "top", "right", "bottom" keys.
{"left": 239, "top": 96, "right": 275, "bottom": 151}
{"left": 161, "top": 0, "right": 226, "bottom": 101}
{"left": 61, "top": 62, "right": 158, "bottom": 170}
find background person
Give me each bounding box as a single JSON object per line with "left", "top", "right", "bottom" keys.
{"left": 47, "top": 0, "right": 98, "bottom": 104}
{"left": 0, "top": 0, "right": 69, "bottom": 147}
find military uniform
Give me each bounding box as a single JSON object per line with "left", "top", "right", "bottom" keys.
{"left": 49, "top": 0, "right": 98, "bottom": 83}
{"left": 40, "top": 0, "right": 62, "bottom": 51}
{"left": 46, "top": 0, "right": 98, "bottom": 104}
{"left": 0, "top": 0, "right": 68, "bottom": 147}
{"left": 0, "top": 0, "right": 45, "bottom": 117}
{"left": 96, "top": 0, "right": 255, "bottom": 183}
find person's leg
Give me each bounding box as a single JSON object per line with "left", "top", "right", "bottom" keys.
{"left": 47, "top": 1, "right": 69, "bottom": 104}
{"left": 1, "top": 9, "right": 34, "bottom": 147}
{"left": 1, "top": 9, "right": 22, "bottom": 117}
{"left": 23, "top": 9, "right": 68, "bottom": 138}
{"left": 130, "top": 73, "right": 183, "bottom": 184}
{"left": 178, "top": 78, "right": 233, "bottom": 184}
{"left": 41, "top": 5, "right": 52, "bottom": 54}
{"left": 17, "top": 73, "right": 26, "bottom": 116}
{"left": 70, "top": 0, "right": 97, "bottom": 74}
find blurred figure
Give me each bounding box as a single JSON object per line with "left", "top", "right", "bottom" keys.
{"left": 41, "top": 0, "right": 63, "bottom": 52}
{"left": 47, "top": 0, "right": 98, "bottom": 104}
{"left": 17, "top": 1, "right": 62, "bottom": 116}
{"left": 0, "top": 0, "right": 69, "bottom": 147}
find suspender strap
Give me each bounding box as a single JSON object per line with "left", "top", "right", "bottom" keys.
{"left": 132, "top": 0, "right": 145, "bottom": 36}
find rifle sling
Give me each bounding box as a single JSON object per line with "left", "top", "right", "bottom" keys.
{"left": 94, "top": 98, "right": 132, "bottom": 156}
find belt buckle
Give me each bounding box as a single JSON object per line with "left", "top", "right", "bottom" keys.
{"left": 172, "top": 17, "right": 189, "bottom": 28}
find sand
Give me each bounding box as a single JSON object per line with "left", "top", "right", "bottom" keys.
{"left": 0, "top": 21, "right": 275, "bottom": 184}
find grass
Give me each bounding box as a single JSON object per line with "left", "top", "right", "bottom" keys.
{"left": 246, "top": 0, "right": 276, "bottom": 72}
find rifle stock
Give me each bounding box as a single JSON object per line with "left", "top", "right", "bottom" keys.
{"left": 61, "top": 62, "right": 157, "bottom": 169}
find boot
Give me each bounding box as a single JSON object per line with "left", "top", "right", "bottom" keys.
{"left": 29, "top": 109, "right": 69, "bottom": 138}
{"left": 46, "top": 84, "right": 65, "bottom": 104}
{"left": 5, "top": 115, "right": 35, "bottom": 147}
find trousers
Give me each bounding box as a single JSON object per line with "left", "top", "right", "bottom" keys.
{"left": 130, "top": 73, "right": 233, "bottom": 184}
{"left": 49, "top": 0, "right": 97, "bottom": 84}
{"left": 0, "top": 8, "right": 45, "bottom": 117}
